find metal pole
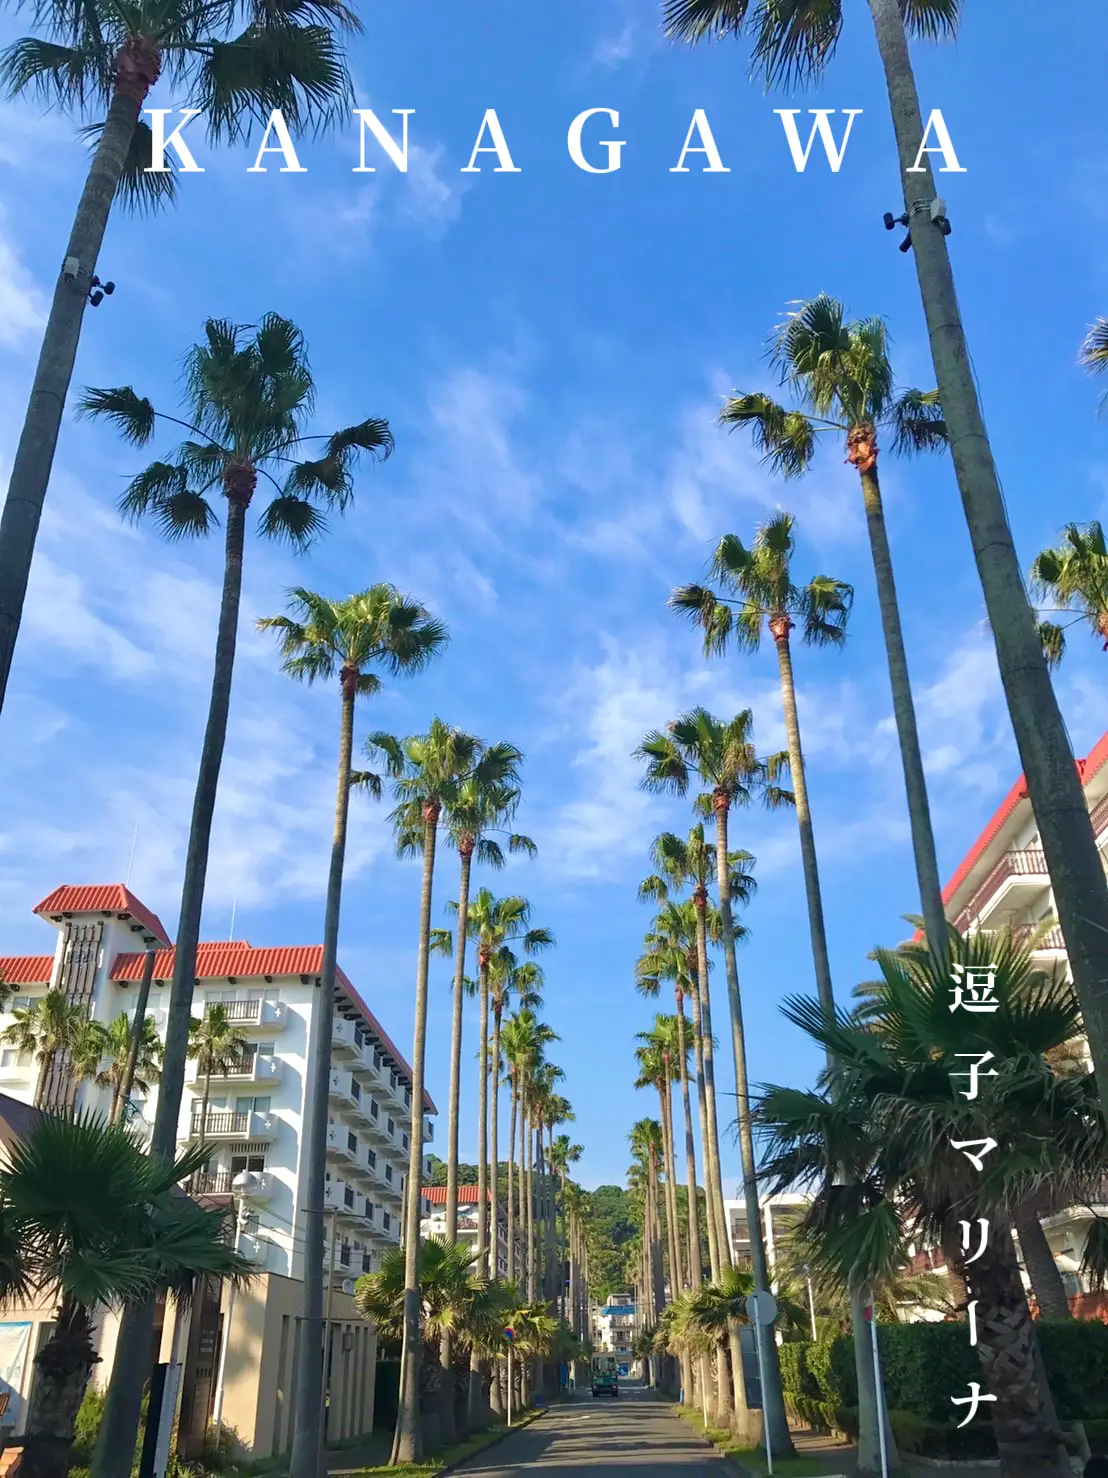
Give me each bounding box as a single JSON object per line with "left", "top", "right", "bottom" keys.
{"left": 805, "top": 1267, "right": 817, "bottom": 1342}
{"left": 753, "top": 1321, "right": 773, "bottom": 1476}
{"left": 869, "top": 1304, "right": 890, "bottom": 1478}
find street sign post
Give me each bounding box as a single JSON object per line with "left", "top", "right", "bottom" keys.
{"left": 745, "top": 1292, "right": 778, "bottom": 1475}
{"left": 865, "top": 1302, "right": 890, "bottom": 1478}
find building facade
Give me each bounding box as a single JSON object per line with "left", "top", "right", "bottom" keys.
{"left": 0, "top": 882, "right": 436, "bottom": 1459}
{"left": 591, "top": 1293, "right": 636, "bottom": 1371}
{"left": 419, "top": 1184, "right": 520, "bottom": 1278}
{"left": 908, "top": 733, "right": 1108, "bottom": 1308}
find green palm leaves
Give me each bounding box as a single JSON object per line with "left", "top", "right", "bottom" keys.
{"left": 637, "top": 706, "right": 792, "bottom": 818}
{"left": 80, "top": 315, "right": 392, "bottom": 547}
{"left": 672, "top": 514, "right": 851, "bottom": 656}
{"left": 259, "top": 585, "right": 447, "bottom": 693}
{"left": 661, "top": 0, "right": 959, "bottom": 86}
{"left": 719, "top": 296, "right": 945, "bottom": 473}
{"left": 1031, "top": 521, "right": 1108, "bottom": 666}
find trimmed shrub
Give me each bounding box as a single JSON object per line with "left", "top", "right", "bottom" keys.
{"left": 888, "top": 1409, "right": 997, "bottom": 1460}
{"left": 1038, "top": 1320, "right": 1108, "bottom": 1419}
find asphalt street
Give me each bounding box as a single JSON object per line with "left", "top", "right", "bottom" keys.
{"left": 453, "top": 1388, "right": 737, "bottom": 1478}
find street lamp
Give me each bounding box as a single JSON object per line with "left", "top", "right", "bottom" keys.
{"left": 211, "top": 1170, "right": 260, "bottom": 1429}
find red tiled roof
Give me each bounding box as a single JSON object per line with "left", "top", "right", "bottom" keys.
{"left": 0, "top": 955, "right": 54, "bottom": 985}
{"left": 109, "top": 942, "right": 436, "bottom": 1114}
{"left": 422, "top": 1184, "right": 486, "bottom": 1204}
{"left": 34, "top": 885, "right": 170, "bottom": 948}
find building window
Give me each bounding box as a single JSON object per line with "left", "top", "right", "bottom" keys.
{"left": 9, "top": 997, "right": 35, "bottom": 1015}
{"left": 0, "top": 1048, "right": 32, "bottom": 1068}
{"left": 367, "top": 1149, "right": 376, "bottom": 1169}
{"left": 402, "top": 1133, "right": 409, "bottom": 1151}
{"left": 230, "top": 1152, "right": 266, "bottom": 1175}
{"left": 369, "top": 1098, "right": 379, "bottom": 1119}
{"left": 348, "top": 1131, "right": 357, "bottom": 1154}
{"left": 387, "top": 1117, "right": 395, "bottom": 1137}
{"left": 235, "top": 1096, "right": 271, "bottom": 1115}
{"left": 384, "top": 1164, "right": 393, "bottom": 1183}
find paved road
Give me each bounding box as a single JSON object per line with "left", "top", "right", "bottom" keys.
{"left": 454, "top": 1388, "right": 737, "bottom": 1478}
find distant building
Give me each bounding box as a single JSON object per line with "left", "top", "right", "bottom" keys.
{"left": 420, "top": 1183, "right": 522, "bottom": 1277}
{"left": 0, "top": 882, "right": 435, "bottom": 1458}
{"left": 592, "top": 1291, "right": 636, "bottom": 1370}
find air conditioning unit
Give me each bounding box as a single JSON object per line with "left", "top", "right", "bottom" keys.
{"left": 342, "top": 1278, "right": 356, "bottom": 1296}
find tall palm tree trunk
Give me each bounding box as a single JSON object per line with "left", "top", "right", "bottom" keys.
{"left": 291, "top": 666, "right": 358, "bottom": 1478}
{"left": 675, "top": 990, "right": 712, "bottom": 1417}
{"left": 507, "top": 1074, "right": 518, "bottom": 1285}
{"left": 525, "top": 1105, "right": 536, "bottom": 1301}
{"left": 113, "top": 948, "right": 156, "bottom": 1125}
{"left": 475, "top": 959, "right": 491, "bottom": 1277}
{"left": 867, "top": 0, "right": 1108, "bottom": 1089}
{"left": 0, "top": 47, "right": 159, "bottom": 713}
{"left": 692, "top": 895, "right": 731, "bottom": 1271}
{"left": 444, "top": 849, "right": 473, "bottom": 1243}
{"left": 773, "top": 618, "right": 894, "bottom": 1467}
{"left": 687, "top": 967, "right": 722, "bottom": 1282}
{"left": 852, "top": 458, "right": 946, "bottom": 956}
{"left": 440, "top": 845, "right": 472, "bottom": 1446}
{"left": 491, "top": 1009, "right": 502, "bottom": 1278}
{"left": 770, "top": 616, "right": 836, "bottom": 1010}
{"left": 545, "top": 1123, "right": 558, "bottom": 1304}
{"left": 657, "top": 1088, "right": 683, "bottom": 1309}
{"left": 392, "top": 800, "right": 440, "bottom": 1465}
{"left": 712, "top": 798, "right": 793, "bottom": 1458}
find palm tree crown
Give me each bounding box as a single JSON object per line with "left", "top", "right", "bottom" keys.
{"left": 718, "top": 296, "right": 945, "bottom": 478}
{"left": 80, "top": 314, "right": 392, "bottom": 546}
{"left": 660, "top": 0, "right": 958, "bottom": 88}
{"left": 636, "top": 706, "right": 790, "bottom": 818}
{"left": 258, "top": 584, "right": 447, "bottom": 700}
{"left": 1030, "top": 521, "right": 1108, "bottom": 666}
{"left": 671, "top": 512, "right": 852, "bottom": 656}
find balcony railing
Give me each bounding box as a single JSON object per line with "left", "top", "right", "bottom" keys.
{"left": 1013, "top": 922, "right": 1067, "bottom": 952}
{"left": 956, "top": 848, "right": 1050, "bottom": 932}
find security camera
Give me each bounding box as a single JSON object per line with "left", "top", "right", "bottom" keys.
{"left": 930, "top": 197, "right": 952, "bottom": 236}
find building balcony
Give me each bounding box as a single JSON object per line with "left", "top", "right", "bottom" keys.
{"left": 326, "top": 1124, "right": 360, "bottom": 1166}
{"left": 424, "top": 1120, "right": 434, "bottom": 1142}
{"left": 329, "top": 1069, "right": 364, "bottom": 1114}
{"left": 186, "top": 1051, "right": 281, "bottom": 1090}
{"left": 1013, "top": 921, "right": 1067, "bottom": 956}
{"left": 332, "top": 1018, "right": 359, "bottom": 1059}
{"left": 206, "top": 998, "right": 286, "bottom": 1031}
{"left": 187, "top": 1169, "right": 274, "bottom": 1201}
{"left": 956, "top": 849, "right": 1051, "bottom": 932}
{"left": 186, "top": 1108, "right": 276, "bottom": 1142}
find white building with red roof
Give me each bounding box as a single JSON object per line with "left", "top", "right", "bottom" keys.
{"left": 0, "top": 882, "right": 436, "bottom": 1459}
{"left": 904, "top": 733, "right": 1108, "bottom": 1316}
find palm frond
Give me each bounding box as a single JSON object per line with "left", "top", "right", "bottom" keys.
{"left": 77, "top": 386, "right": 157, "bottom": 445}
{"left": 889, "top": 388, "right": 946, "bottom": 456}
{"left": 720, "top": 391, "right": 816, "bottom": 478}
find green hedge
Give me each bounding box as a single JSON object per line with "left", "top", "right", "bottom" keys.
{"left": 778, "top": 1319, "right": 1108, "bottom": 1458}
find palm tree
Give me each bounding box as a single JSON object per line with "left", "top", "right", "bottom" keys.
{"left": 437, "top": 890, "right": 550, "bottom": 1427}
{"left": 714, "top": 300, "right": 950, "bottom": 957}
{"left": 186, "top": 1003, "right": 247, "bottom": 1151}
{"left": 93, "top": 1013, "right": 161, "bottom": 1123}
{"left": 1030, "top": 522, "right": 1108, "bottom": 668}
{"left": 0, "top": 0, "right": 360, "bottom": 713}
{"left": 638, "top": 837, "right": 754, "bottom": 1284}
{"left": 502, "top": 1009, "right": 556, "bottom": 1291}
{"left": 636, "top": 707, "right": 793, "bottom": 1456}
{"left": 490, "top": 954, "right": 544, "bottom": 1283}
{"left": 82, "top": 320, "right": 393, "bottom": 1171}
{"left": 661, "top": 0, "right": 1108, "bottom": 1136}
{"left": 629, "top": 1120, "right": 667, "bottom": 1372}
{"left": 759, "top": 932, "right": 1093, "bottom": 1478}
{"left": 672, "top": 511, "right": 851, "bottom": 1019}
{"left": 438, "top": 767, "right": 535, "bottom": 1259}
{"left": 1080, "top": 318, "right": 1108, "bottom": 406}
{"left": 550, "top": 1134, "right": 582, "bottom": 1321}
{"left": 367, "top": 720, "right": 486, "bottom": 1465}
{"left": 7, "top": 1112, "right": 249, "bottom": 1478}
{"left": 634, "top": 1026, "right": 685, "bottom": 1309}
{"left": 259, "top": 584, "right": 446, "bottom": 1475}
{"left": 1, "top": 990, "right": 96, "bottom": 1107}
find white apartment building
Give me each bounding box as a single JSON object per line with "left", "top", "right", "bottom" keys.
{"left": 591, "top": 1293, "right": 636, "bottom": 1370}
{"left": 0, "top": 882, "right": 436, "bottom": 1459}
{"left": 908, "top": 732, "right": 1108, "bottom": 1312}
{"left": 419, "top": 1185, "right": 520, "bottom": 1278}
{"left": 723, "top": 1191, "right": 809, "bottom": 1276}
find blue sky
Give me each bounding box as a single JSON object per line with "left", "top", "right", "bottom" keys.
{"left": 0, "top": 0, "right": 1104, "bottom": 1192}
